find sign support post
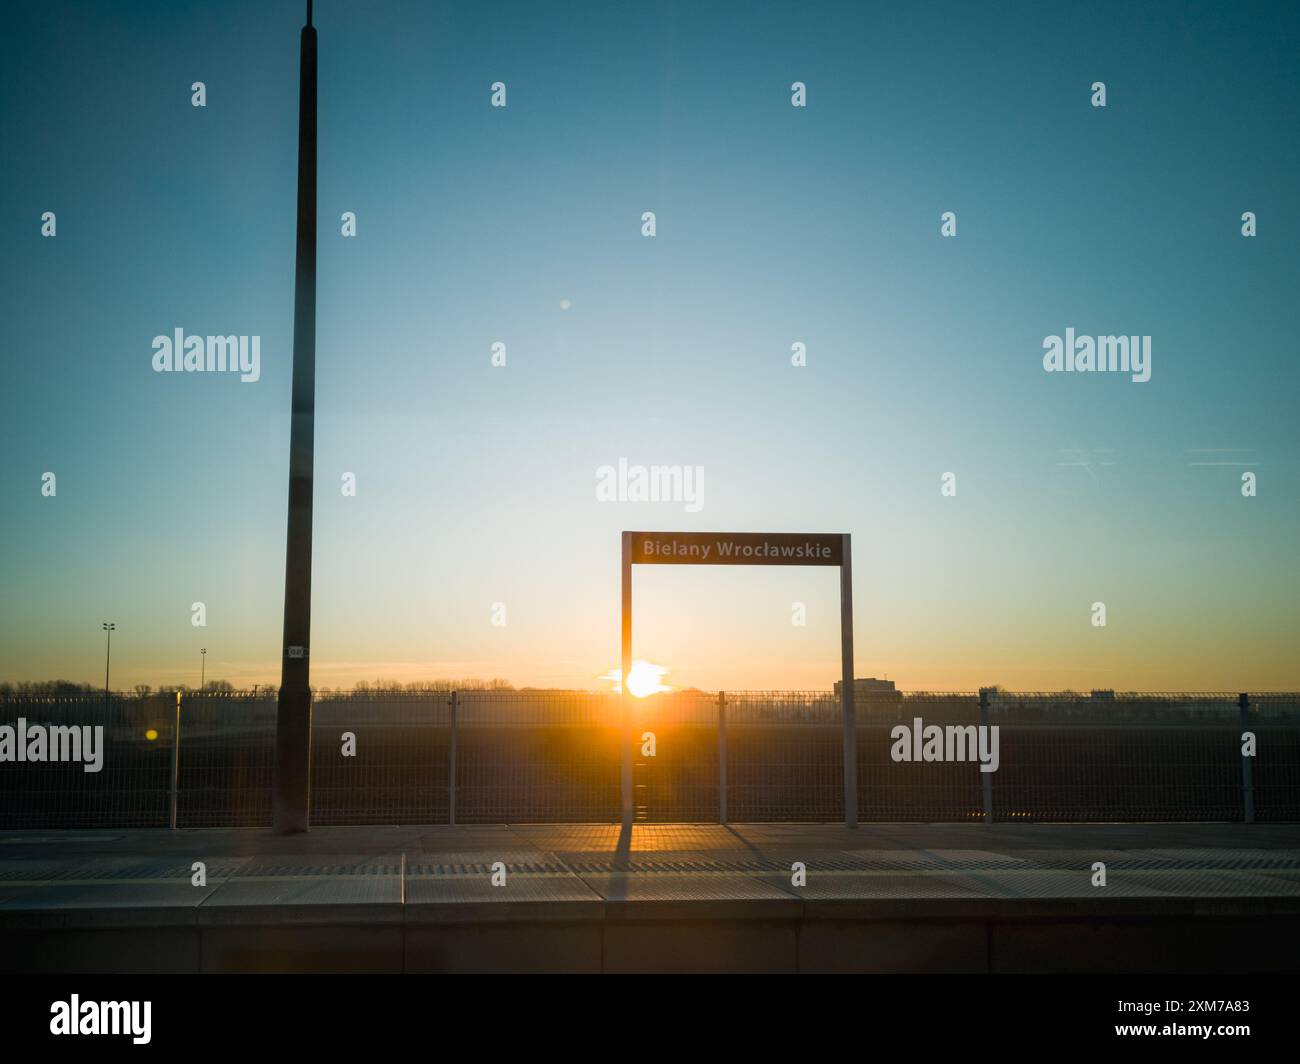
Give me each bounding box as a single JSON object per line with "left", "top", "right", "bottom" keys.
{"left": 621, "top": 532, "right": 634, "bottom": 830}
{"left": 839, "top": 534, "right": 856, "bottom": 827}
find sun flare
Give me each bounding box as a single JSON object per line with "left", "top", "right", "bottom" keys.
{"left": 599, "top": 660, "right": 671, "bottom": 698}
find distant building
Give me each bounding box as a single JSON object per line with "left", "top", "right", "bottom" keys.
{"left": 832, "top": 681, "right": 904, "bottom": 702}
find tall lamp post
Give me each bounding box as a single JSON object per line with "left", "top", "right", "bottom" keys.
{"left": 274, "top": 0, "right": 318, "bottom": 833}
{"left": 200, "top": 647, "right": 206, "bottom": 692}
{"left": 102, "top": 621, "right": 115, "bottom": 712}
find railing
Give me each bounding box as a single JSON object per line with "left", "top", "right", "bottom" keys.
{"left": 1, "top": 690, "right": 1297, "bottom": 828}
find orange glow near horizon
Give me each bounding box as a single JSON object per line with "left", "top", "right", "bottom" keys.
{"left": 599, "top": 660, "right": 672, "bottom": 698}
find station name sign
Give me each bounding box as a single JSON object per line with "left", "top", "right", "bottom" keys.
{"left": 629, "top": 531, "right": 843, "bottom": 566}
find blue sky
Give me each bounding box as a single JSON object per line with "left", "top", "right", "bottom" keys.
{"left": 2, "top": 0, "right": 1297, "bottom": 692}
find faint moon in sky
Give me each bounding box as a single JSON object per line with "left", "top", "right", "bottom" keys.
{"left": 559, "top": 298, "right": 571, "bottom": 310}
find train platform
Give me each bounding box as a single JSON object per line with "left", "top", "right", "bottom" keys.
{"left": 2, "top": 821, "right": 1298, "bottom": 972}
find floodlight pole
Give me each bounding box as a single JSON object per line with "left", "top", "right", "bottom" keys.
{"left": 273, "top": 0, "right": 317, "bottom": 834}
{"left": 102, "top": 622, "right": 115, "bottom": 713}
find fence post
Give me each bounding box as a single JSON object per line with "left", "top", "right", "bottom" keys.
{"left": 169, "top": 691, "right": 182, "bottom": 830}
{"left": 448, "top": 690, "right": 459, "bottom": 827}
{"left": 1239, "top": 692, "right": 1255, "bottom": 824}
{"left": 979, "top": 689, "right": 993, "bottom": 824}
{"left": 718, "top": 691, "right": 727, "bottom": 825}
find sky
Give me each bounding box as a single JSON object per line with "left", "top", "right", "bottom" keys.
{"left": 1, "top": 0, "right": 1297, "bottom": 694}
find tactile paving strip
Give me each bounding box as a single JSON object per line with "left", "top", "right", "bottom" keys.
{"left": 405, "top": 876, "right": 601, "bottom": 906}
{"left": 0, "top": 857, "right": 246, "bottom": 884}
{"left": 0, "top": 857, "right": 246, "bottom": 913}
{"left": 233, "top": 862, "right": 401, "bottom": 877}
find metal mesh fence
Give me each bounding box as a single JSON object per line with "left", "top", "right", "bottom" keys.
{"left": 1251, "top": 695, "right": 1300, "bottom": 822}
{"left": 311, "top": 694, "right": 452, "bottom": 825}
{"left": 857, "top": 694, "right": 983, "bottom": 821}
{"left": 455, "top": 691, "right": 618, "bottom": 822}
{"left": 0, "top": 693, "right": 176, "bottom": 828}
{"left": 631, "top": 690, "right": 717, "bottom": 822}
{"left": 722, "top": 691, "right": 842, "bottom": 822}
{"left": 1, "top": 689, "right": 1297, "bottom": 828}
{"left": 175, "top": 692, "right": 274, "bottom": 827}
{"left": 981, "top": 692, "right": 1295, "bottom": 822}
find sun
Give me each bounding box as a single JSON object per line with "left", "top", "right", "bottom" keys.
{"left": 599, "top": 660, "right": 671, "bottom": 698}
